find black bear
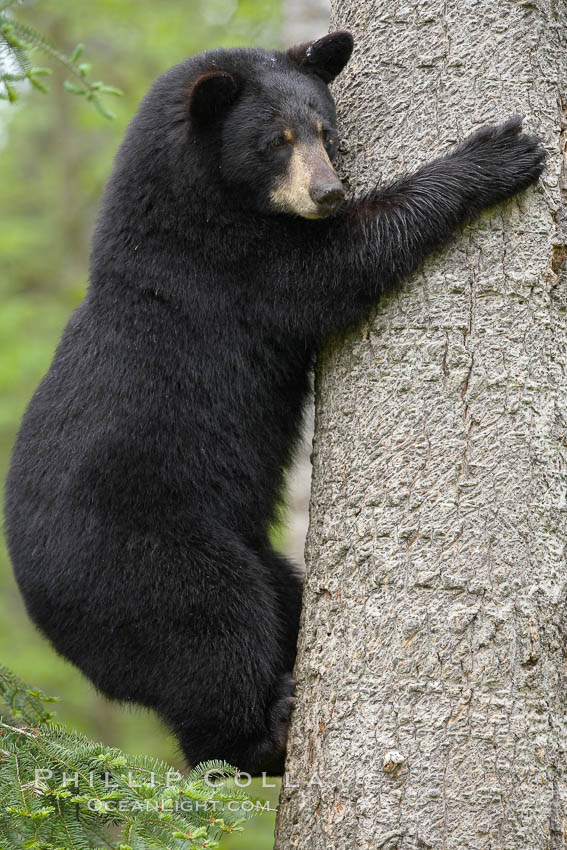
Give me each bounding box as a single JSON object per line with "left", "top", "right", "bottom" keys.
{"left": 5, "top": 31, "right": 545, "bottom": 775}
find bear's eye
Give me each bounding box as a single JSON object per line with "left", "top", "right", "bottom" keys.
{"left": 270, "top": 135, "right": 289, "bottom": 149}
{"left": 323, "top": 131, "right": 337, "bottom": 159}
{"left": 322, "top": 129, "right": 337, "bottom": 150}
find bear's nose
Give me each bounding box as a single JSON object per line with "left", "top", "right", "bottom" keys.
{"left": 310, "top": 183, "right": 345, "bottom": 211}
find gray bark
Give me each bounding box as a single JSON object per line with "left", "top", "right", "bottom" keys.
{"left": 275, "top": 1, "right": 567, "bottom": 848}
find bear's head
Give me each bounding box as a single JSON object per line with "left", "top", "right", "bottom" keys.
{"left": 186, "top": 31, "right": 354, "bottom": 220}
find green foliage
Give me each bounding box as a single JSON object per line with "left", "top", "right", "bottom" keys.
{"left": 0, "top": 0, "right": 122, "bottom": 116}
{"left": 0, "top": 665, "right": 258, "bottom": 850}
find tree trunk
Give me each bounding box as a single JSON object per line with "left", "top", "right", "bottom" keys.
{"left": 275, "top": 1, "right": 567, "bottom": 848}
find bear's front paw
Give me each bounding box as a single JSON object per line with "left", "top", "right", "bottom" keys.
{"left": 456, "top": 116, "right": 546, "bottom": 204}
{"left": 268, "top": 673, "right": 296, "bottom": 751}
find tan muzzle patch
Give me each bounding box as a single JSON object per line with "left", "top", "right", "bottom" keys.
{"left": 270, "top": 140, "right": 340, "bottom": 219}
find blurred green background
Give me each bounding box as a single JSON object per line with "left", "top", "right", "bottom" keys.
{"left": 0, "top": 1, "right": 285, "bottom": 846}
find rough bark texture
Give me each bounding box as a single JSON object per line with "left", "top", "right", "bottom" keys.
{"left": 275, "top": 1, "right": 567, "bottom": 848}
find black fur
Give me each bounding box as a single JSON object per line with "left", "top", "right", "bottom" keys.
{"left": 5, "top": 33, "right": 545, "bottom": 774}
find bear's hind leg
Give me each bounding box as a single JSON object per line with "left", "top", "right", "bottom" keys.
{"left": 260, "top": 545, "right": 303, "bottom": 673}
{"left": 147, "top": 525, "right": 295, "bottom": 774}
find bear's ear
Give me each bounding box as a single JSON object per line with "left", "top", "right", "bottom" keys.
{"left": 287, "top": 31, "right": 353, "bottom": 84}
{"left": 187, "top": 70, "right": 241, "bottom": 123}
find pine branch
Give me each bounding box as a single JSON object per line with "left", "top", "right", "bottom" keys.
{"left": 0, "top": 3, "right": 122, "bottom": 116}
{"left": 0, "top": 665, "right": 257, "bottom": 850}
